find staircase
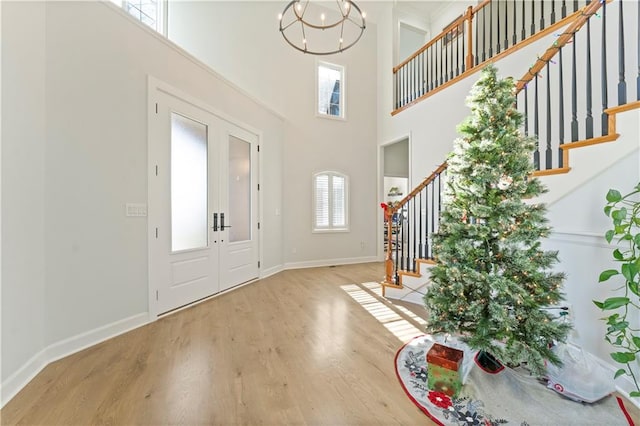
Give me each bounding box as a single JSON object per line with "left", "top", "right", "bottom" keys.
{"left": 382, "top": 0, "right": 640, "bottom": 304}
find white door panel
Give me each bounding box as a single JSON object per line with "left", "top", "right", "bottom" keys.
{"left": 219, "top": 123, "right": 259, "bottom": 290}
{"left": 150, "top": 91, "right": 220, "bottom": 315}
{"left": 149, "top": 82, "right": 260, "bottom": 316}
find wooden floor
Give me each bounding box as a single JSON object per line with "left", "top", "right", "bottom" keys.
{"left": 1, "top": 263, "right": 436, "bottom": 425}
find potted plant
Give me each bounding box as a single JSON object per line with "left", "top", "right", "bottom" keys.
{"left": 594, "top": 183, "right": 640, "bottom": 398}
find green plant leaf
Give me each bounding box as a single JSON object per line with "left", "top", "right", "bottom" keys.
{"left": 604, "top": 205, "right": 613, "bottom": 216}
{"left": 630, "top": 391, "right": 640, "bottom": 397}
{"left": 602, "top": 297, "right": 630, "bottom": 310}
{"left": 632, "top": 336, "right": 640, "bottom": 349}
{"left": 605, "top": 230, "right": 615, "bottom": 243}
{"left": 599, "top": 269, "right": 619, "bottom": 282}
{"left": 612, "top": 208, "right": 628, "bottom": 221}
{"left": 593, "top": 300, "right": 604, "bottom": 309}
{"left": 610, "top": 352, "right": 636, "bottom": 363}
{"left": 613, "top": 249, "right": 624, "bottom": 260}
{"left": 607, "top": 189, "right": 622, "bottom": 203}
{"left": 615, "top": 224, "right": 627, "bottom": 234}
{"left": 614, "top": 368, "right": 627, "bottom": 379}
{"left": 634, "top": 233, "right": 640, "bottom": 247}
{"left": 629, "top": 280, "right": 640, "bottom": 297}
{"left": 622, "top": 263, "right": 638, "bottom": 282}
{"left": 607, "top": 321, "right": 629, "bottom": 332}
{"left": 606, "top": 313, "right": 620, "bottom": 324}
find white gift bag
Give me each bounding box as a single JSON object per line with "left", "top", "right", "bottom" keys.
{"left": 545, "top": 343, "right": 615, "bottom": 403}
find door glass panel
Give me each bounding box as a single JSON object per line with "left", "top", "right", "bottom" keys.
{"left": 171, "top": 112, "right": 208, "bottom": 252}
{"left": 228, "top": 135, "right": 251, "bottom": 242}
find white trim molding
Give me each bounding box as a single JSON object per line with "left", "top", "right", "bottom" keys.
{"left": 1, "top": 313, "right": 149, "bottom": 408}
{"left": 546, "top": 230, "right": 608, "bottom": 248}
{"left": 284, "top": 256, "right": 379, "bottom": 270}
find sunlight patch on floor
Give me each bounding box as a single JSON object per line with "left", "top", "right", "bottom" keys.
{"left": 341, "top": 283, "right": 424, "bottom": 343}
{"left": 394, "top": 305, "right": 428, "bottom": 326}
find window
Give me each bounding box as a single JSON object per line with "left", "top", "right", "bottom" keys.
{"left": 111, "top": 0, "right": 165, "bottom": 34}
{"left": 170, "top": 113, "right": 208, "bottom": 252}
{"left": 317, "top": 62, "right": 345, "bottom": 119}
{"left": 313, "top": 171, "right": 349, "bottom": 232}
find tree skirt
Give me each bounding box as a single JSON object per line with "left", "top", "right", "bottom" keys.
{"left": 395, "top": 335, "right": 636, "bottom": 426}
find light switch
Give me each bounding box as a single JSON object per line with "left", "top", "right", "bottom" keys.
{"left": 126, "top": 203, "right": 147, "bottom": 217}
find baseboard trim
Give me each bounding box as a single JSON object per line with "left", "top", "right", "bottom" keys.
{"left": 1, "top": 312, "right": 149, "bottom": 408}
{"left": 260, "top": 264, "right": 284, "bottom": 279}
{"left": 283, "top": 256, "right": 379, "bottom": 270}
{"left": 0, "top": 349, "right": 49, "bottom": 409}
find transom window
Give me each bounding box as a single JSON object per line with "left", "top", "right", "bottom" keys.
{"left": 317, "top": 62, "right": 345, "bottom": 119}
{"left": 313, "top": 171, "right": 349, "bottom": 232}
{"left": 111, "top": 0, "right": 165, "bottom": 34}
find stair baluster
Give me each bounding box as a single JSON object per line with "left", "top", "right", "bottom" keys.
{"left": 617, "top": 0, "right": 626, "bottom": 105}
{"left": 558, "top": 46, "right": 565, "bottom": 168}
{"left": 601, "top": 0, "right": 609, "bottom": 135}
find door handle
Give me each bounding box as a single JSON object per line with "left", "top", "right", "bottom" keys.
{"left": 213, "top": 213, "right": 218, "bottom": 231}
{"left": 221, "top": 213, "right": 232, "bottom": 231}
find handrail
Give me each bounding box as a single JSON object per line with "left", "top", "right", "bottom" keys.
{"left": 393, "top": 2, "right": 493, "bottom": 73}
{"left": 515, "top": 0, "right": 605, "bottom": 93}
{"left": 386, "top": 162, "right": 448, "bottom": 217}
{"left": 393, "top": 12, "right": 470, "bottom": 73}
{"left": 392, "top": 0, "right": 595, "bottom": 114}
{"left": 472, "top": 0, "right": 492, "bottom": 15}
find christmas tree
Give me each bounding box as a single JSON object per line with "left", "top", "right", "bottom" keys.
{"left": 424, "top": 64, "right": 571, "bottom": 376}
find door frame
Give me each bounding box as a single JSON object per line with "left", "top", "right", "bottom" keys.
{"left": 147, "top": 76, "right": 263, "bottom": 318}
{"left": 378, "top": 133, "right": 412, "bottom": 261}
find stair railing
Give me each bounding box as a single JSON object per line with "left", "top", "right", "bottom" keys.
{"left": 383, "top": 162, "right": 447, "bottom": 285}
{"left": 393, "top": 0, "right": 594, "bottom": 115}
{"left": 515, "top": 0, "right": 640, "bottom": 173}
{"left": 383, "top": 0, "right": 640, "bottom": 285}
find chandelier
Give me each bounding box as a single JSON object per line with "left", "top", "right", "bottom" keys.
{"left": 278, "top": 0, "right": 366, "bottom": 55}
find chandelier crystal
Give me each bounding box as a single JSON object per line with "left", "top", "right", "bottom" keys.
{"left": 278, "top": 0, "right": 366, "bottom": 55}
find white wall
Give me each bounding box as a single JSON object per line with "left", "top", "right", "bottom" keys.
{"left": 542, "top": 146, "right": 640, "bottom": 395}
{"left": 1, "top": 1, "right": 47, "bottom": 386}
{"left": 1, "top": 0, "right": 285, "bottom": 404}
{"left": 169, "top": 1, "right": 379, "bottom": 266}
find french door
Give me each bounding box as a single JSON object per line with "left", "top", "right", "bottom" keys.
{"left": 148, "top": 82, "right": 259, "bottom": 316}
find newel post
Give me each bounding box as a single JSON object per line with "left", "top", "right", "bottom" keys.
{"left": 466, "top": 6, "right": 474, "bottom": 71}
{"left": 383, "top": 205, "right": 394, "bottom": 284}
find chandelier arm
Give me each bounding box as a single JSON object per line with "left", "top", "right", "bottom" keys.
{"left": 280, "top": 18, "right": 298, "bottom": 32}
{"left": 300, "top": 20, "right": 307, "bottom": 51}
{"left": 299, "top": 18, "right": 347, "bottom": 31}
{"left": 335, "top": 0, "right": 345, "bottom": 18}
{"left": 278, "top": 0, "right": 365, "bottom": 55}
{"left": 345, "top": 16, "right": 364, "bottom": 28}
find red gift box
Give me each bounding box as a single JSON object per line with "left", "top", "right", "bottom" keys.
{"left": 427, "top": 343, "right": 464, "bottom": 370}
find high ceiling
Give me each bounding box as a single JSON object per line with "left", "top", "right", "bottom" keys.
{"left": 356, "top": 0, "right": 453, "bottom": 25}
{"left": 394, "top": 0, "right": 451, "bottom": 19}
